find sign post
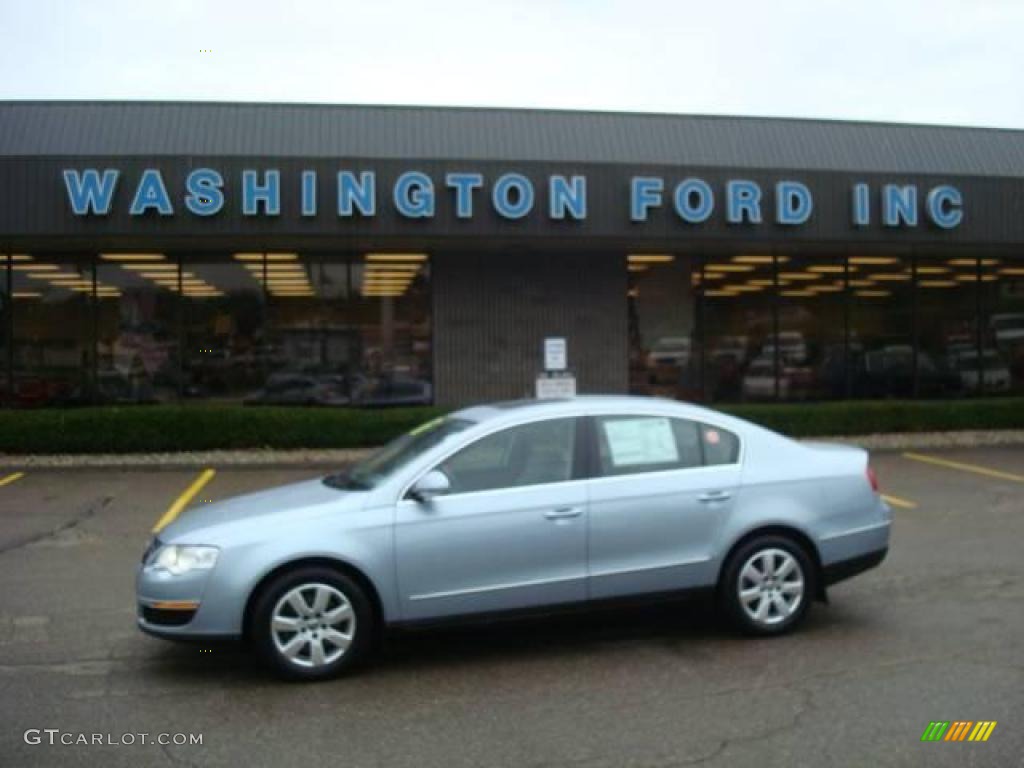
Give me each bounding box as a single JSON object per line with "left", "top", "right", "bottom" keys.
{"left": 536, "top": 337, "right": 576, "bottom": 399}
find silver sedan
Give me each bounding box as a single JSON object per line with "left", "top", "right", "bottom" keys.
{"left": 137, "top": 396, "right": 891, "bottom": 680}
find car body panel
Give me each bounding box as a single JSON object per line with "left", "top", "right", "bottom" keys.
{"left": 394, "top": 480, "right": 588, "bottom": 620}
{"left": 138, "top": 484, "right": 399, "bottom": 636}
{"left": 137, "top": 395, "right": 891, "bottom": 641}
{"left": 587, "top": 464, "right": 740, "bottom": 598}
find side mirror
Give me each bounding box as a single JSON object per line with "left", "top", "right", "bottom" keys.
{"left": 409, "top": 470, "right": 451, "bottom": 502}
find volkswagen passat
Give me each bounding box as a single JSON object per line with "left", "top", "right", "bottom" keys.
{"left": 137, "top": 396, "right": 891, "bottom": 680}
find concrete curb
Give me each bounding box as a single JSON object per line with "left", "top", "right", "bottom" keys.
{"left": 811, "top": 430, "right": 1024, "bottom": 452}
{"left": 2, "top": 430, "right": 1024, "bottom": 470}
{"left": 0, "top": 448, "right": 375, "bottom": 470}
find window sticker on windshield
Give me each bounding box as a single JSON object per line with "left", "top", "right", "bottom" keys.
{"left": 409, "top": 416, "right": 444, "bottom": 436}
{"left": 603, "top": 417, "right": 679, "bottom": 467}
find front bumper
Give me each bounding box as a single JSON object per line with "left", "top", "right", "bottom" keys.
{"left": 136, "top": 563, "right": 240, "bottom": 640}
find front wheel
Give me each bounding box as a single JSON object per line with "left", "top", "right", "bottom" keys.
{"left": 720, "top": 535, "right": 814, "bottom": 635}
{"left": 251, "top": 566, "right": 373, "bottom": 681}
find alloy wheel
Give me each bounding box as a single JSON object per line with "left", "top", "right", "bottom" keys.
{"left": 270, "top": 583, "right": 356, "bottom": 669}
{"left": 737, "top": 547, "right": 804, "bottom": 627}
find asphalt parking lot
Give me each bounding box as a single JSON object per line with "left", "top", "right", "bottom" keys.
{"left": 0, "top": 449, "right": 1022, "bottom": 767}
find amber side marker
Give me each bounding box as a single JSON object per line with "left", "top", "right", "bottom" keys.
{"left": 150, "top": 600, "right": 200, "bottom": 611}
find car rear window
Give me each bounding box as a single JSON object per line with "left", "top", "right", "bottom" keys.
{"left": 701, "top": 424, "right": 740, "bottom": 465}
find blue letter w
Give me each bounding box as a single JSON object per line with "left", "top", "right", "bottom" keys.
{"left": 63, "top": 169, "right": 119, "bottom": 215}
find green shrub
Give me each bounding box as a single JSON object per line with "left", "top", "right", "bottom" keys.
{"left": 720, "top": 398, "right": 1024, "bottom": 436}
{"left": 0, "top": 399, "right": 1021, "bottom": 454}
{"left": 0, "top": 405, "right": 444, "bottom": 454}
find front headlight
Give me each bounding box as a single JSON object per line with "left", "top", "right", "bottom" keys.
{"left": 150, "top": 545, "right": 219, "bottom": 576}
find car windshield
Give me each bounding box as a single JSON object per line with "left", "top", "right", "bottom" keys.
{"left": 323, "top": 416, "right": 473, "bottom": 490}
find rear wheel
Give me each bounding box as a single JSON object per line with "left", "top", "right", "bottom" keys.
{"left": 720, "top": 535, "right": 814, "bottom": 635}
{"left": 251, "top": 566, "right": 373, "bottom": 681}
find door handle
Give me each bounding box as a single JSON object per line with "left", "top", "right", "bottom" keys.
{"left": 697, "top": 490, "right": 732, "bottom": 503}
{"left": 544, "top": 506, "right": 583, "bottom": 520}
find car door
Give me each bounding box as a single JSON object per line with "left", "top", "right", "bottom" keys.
{"left": 586, "top": 414, "right": 742, "bottom": 600}
{"left": 395, "top": 416, "right": 588, "bottom": 621}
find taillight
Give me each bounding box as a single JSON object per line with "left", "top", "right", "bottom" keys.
{"left": 866, "top": 466, "right": 880, "bottom": 494}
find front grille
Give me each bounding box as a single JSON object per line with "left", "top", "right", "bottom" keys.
{"left": 141, "top": 605, "right": 196, "bottom": 626}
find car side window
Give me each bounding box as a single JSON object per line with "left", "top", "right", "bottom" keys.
{"left": 700, "top": 423, "right": 740, "bottom": 465}
{"left": 595, "top": 415, "right": 702, "bottom": 476}
{"left": 437, "top": 418, "right": 577, "bottom": 494}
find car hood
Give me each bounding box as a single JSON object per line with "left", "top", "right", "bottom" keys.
{"left": 158, "top": 477, "right": 358, "bottom": 543}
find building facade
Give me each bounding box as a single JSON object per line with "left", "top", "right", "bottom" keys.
{"left": 2, "top": 101, "right": 1024, "bottom": 409}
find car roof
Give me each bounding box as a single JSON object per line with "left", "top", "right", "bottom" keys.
{"left": 451, "top": 395, "right": 746, "bottom": 430}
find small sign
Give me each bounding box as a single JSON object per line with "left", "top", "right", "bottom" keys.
{"left": 544, "top": 337, "right": 567, "bottom": 371}
{"left": 536, "top": 373, "right": 576, "bottom": 399}
{"left": 602, "top": 416, "right": 678, "bottom": 467}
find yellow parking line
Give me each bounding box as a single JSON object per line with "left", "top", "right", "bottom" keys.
{"left": 153, "top": 469, "right": 216, "bottom": 533}
{"left": 0, "top": 472, "right": 25, "bottom": 487}
{"left": 903, "top": 452, "right": 1024, "bottom": 484}
{"left": 881, "top": 494, "right": 917, "bottom": 510}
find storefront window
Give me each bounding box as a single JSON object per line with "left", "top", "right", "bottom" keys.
{"left": 1, "top": 246, "right": 1020, "bottom": 408}
{"left": 627, "top": 254, "right": 701, "bottom": 401}
{"left": 350, "top": 253, "right": 432, "bottom": 406}
{"left": 703, "top": 255, "right": 775, "bottom": 402}
{"left": 260, "top": 252, "right": 432, "bottom": 407}
{"left": 182, "top": 255, "right": 267, "bottom": 403}
{"left": 10, "top": 254, "right": 94, "bottom": 406}
{"left": 96, "top": 253, "right": 180, "bottom": 403}
{"left": 847, "top": 254, "right": 915, "bottom": 399}
{"left": 916, "top": 255, "right": 976, "bottom": 398}
{"left": 626, "top": 251, "right": 1016, "bottom": 403}
{"left": 777, "top": 255, "right": 847, "bottom": 401}
{"left": 981, "top": 257, "right": 1024, "bottom": 396}
{"left": 260, "top": 253, "right": 356, "bottom": 406}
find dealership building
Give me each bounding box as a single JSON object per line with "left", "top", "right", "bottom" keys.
{"left": 1, "top": 101, "right": 1023, "bottom": 409}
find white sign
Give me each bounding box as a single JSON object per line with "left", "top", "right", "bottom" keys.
{"left": 544, "top": 337, "right": 567, "bottom": 371}
{"left": 602, "top": 417, "right": 679, "bottom": 467}
{"left": 536, "top": 374, "right": 576, "bottom": 400}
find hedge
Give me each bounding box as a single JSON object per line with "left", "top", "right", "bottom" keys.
{"left": 0, "top": 399, "right": 1021, "bottom": 454}
{"left": 721, "top": 398, "right": 1024, "bottom": 436}
{"left": 0, "top": 405, "right": 444, "bottom": 454}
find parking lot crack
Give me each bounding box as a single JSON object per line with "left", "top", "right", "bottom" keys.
{"left": 0, "top": 495, "right": 112, "bottom": 556}
{"left": 160, "top": 741, "right": 205, "bottom": 768}
{"left": 663, "top": 685, "right": 815, "bottom": 767}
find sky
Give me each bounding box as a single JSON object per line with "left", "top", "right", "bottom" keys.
{"left": 2, "top": 0, "right": 1023, "bottom": 128}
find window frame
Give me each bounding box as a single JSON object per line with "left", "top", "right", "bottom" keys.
{"left": 403, "top": 415, "right": 588, "bottom": 500}
{"left": 583, "top": 412, "right": 743, "bottom": 482}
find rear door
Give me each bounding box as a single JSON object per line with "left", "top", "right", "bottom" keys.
{"left": 586, "top": 414, "right": 742, "bottom": 599}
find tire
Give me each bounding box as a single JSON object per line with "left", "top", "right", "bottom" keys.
{"left": 719, "top": 535, "right": 815, "bottom": 636}
{"left": 251, "top": 566, "right": 374, "bottom": 681}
